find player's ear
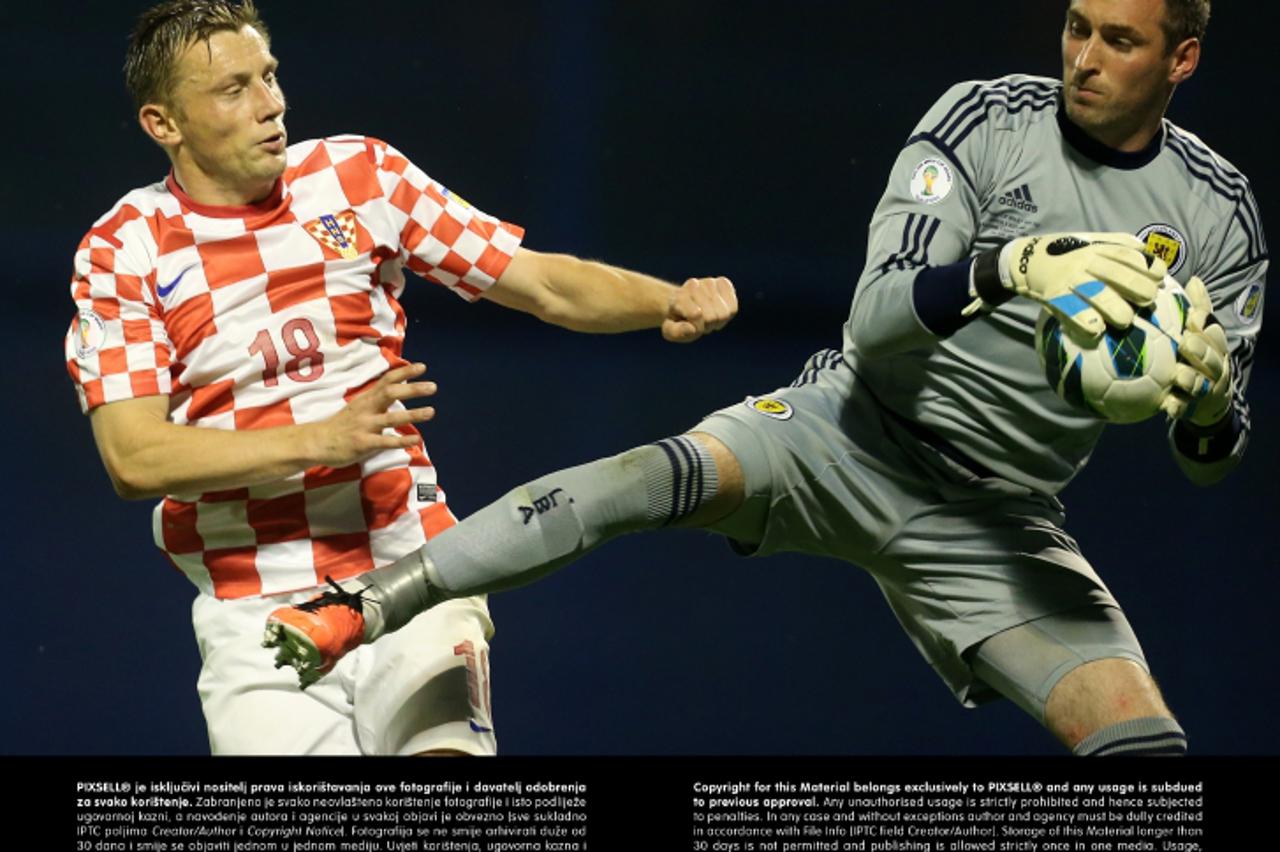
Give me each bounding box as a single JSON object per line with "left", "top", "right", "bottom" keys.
{"left": 139, "top": 102, "right": 182, "bottom": 149}
{"left": 1168, "top": 37, "right": 1199, "bottom": 85}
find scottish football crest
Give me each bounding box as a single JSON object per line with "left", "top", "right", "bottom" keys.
{"left": 304, "top": 210, "right": 360, "bottom": 260}
{"left": 745, "top": 396, "right": 794, "bottom": 420}
{"left": 1137, "top": 223, "right": 1187, "bottom": 275}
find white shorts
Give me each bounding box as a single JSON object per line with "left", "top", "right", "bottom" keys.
{"left": 192, "top": 587, "right": 496, "bottom": 755}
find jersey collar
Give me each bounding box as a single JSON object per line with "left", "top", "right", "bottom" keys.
{"left": 165, "top": 171, "right": 289, "bottom": 218}
{"left": 1056, "top": 97, "right": 1165, "bottom": 170}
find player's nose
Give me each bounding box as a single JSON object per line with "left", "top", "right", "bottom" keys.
{"left": 253, "top": 78, "right": 286, "bottom": 121}
{"left": 1073, "top": 36, "right": 1099, "bottom": 73}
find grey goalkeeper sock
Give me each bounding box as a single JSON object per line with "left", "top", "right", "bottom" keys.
{"left": 340, "top": 436, "right": 719, "bottom": 639}
{"left": 425, "top": 436, "right": 719, "bottom": 594}
{"left": 339, "top": 548, "right": 451, "bottom": 642}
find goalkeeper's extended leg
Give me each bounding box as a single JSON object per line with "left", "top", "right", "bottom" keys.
{"left": 264, "top": 434, "right": 744, "bottom": 684}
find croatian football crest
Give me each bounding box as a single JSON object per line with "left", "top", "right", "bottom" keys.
{"left": 304, "top": 210, "right": 359, "bottom": 260}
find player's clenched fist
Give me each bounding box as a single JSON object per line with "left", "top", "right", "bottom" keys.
{"left": 307, "top": 362, "right": 437, "bottom": 467}
{"left": 662, "top": 276, "right": 738, "bottom": 343}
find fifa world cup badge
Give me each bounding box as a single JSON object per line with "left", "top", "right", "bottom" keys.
{"left": 910, "top": 158, "right": 954, "bottom": 204}
{"left": 74, "top": 309, "right": 107, "bottom": 358}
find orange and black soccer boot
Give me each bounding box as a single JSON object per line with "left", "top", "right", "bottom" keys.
{"left": 263, "top": 577, "right": 367, "bottom": 688}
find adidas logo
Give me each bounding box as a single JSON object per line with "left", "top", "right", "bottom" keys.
{"left": 997, "top": 183, "right": 1039, "bottom": 213}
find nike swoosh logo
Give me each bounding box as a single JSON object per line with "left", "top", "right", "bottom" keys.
{"left": 469, "top": 719, "right": 494, "bottom": 734}
{"left": 157, "top": 264, "right": 197, "bottom": 299}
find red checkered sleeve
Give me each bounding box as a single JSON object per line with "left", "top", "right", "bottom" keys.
{"left": 65, "top": 222, "right": 173, "bottom": 414}
{"left": 367, "top": 137, "right": 524, "bottom": 301}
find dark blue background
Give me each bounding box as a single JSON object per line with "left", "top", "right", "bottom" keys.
{"left": 3, "top": 1, "right": 1275, "bottom": 755}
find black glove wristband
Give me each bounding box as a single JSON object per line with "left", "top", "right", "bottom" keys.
{"left": 972, "top": 244, "right": 1014, "bottom": 307}
{"left": 1172, "top": 407, "right": 1242, "bottom": 462}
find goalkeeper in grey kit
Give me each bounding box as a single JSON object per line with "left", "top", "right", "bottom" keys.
{"left": 266, "top": 0, "right": 1264, "bottom": 755}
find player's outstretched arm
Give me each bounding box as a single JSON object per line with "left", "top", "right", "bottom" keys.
{"left": 90, "top": 363, "right": 437, "bottom": 499}
{"left": 482, "top": 247, "right": 737, "bottom": 341}
{"left": 853, "top": 228, "right": 1167, "bottom": 359}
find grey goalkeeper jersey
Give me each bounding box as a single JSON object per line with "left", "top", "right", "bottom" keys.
{"left": 843, "top": 74, "right": 1267, "bottom": 495}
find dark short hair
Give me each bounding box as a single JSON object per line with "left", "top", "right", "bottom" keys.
{"left": 124, "top": 0, "right": 269, "bottom": 109}
{"left": 1160, "top": 0, "right": 1210, "bottom": 52}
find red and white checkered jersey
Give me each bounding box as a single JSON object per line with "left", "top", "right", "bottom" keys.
{"left": 64, "top": 136, "right": 524, "bottom": 599}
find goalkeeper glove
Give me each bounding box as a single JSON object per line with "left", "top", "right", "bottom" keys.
{"left": 1161, "top": 276, "right": 1233, "bottom": 427}
{"left": 967, "top": 232, "right": 1167, "bottom": 340}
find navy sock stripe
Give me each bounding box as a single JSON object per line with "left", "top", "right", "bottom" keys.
{"left": 671, "top": 436, "right": 699, "bottom": 520}
{"left": 685, "top": 437, "right": 704, "bottom": 519}
{"left": 1137, "top": 744, "right": 1193, "bottom": 756}
{"left": 675, "top": 438, "right": 697, "bottom": 520}
{"left": 654, "top": 439, "right": 684, "bottom": 526}
{"left": 1091, "top": 741, "right": 1188, "bottom": 757}
{"left": 1086, "top": 731, "right": 1188, "bottom": 757}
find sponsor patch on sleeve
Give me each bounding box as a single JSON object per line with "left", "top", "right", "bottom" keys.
{"left": 1235, "top": 282, "right": 1263, "bottom": 323}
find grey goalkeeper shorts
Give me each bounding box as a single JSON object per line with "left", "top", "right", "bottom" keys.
{"left": 692, "top": 349, "right": 1146, "bottom": 708}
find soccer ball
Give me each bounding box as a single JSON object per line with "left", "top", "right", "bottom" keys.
{"left": 1035, "top": 276, "right": 1190, "bottom": 424}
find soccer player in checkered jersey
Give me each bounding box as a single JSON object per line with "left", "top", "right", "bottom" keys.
{"left": 64, "top": 0, "right": 736, "bottom": 756}
{"left": 268, "top": 0, "right": 1266, "bottom": 756}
